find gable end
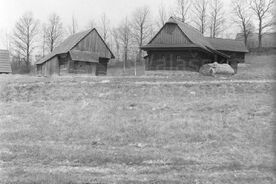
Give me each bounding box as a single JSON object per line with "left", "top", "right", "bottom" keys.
{"left": 149, "top": 23, "right": 192, "bottom": 45}
{"left": 73, "top": 29, "right": 114, "bottom": 59}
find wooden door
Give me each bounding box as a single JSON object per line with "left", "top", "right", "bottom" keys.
{"left": 96, "top": 58, "right": 109, "bottom": 76}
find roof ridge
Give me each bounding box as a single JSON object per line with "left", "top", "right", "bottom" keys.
{"left": 170, "top": 17, "right": 202, "bottom": 34}
{"left": 206, "top": 37, "right": 243, "bottom": 41}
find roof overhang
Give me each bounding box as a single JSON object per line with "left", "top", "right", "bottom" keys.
{"left": 206, "top": 47, "right": 231, "bottom": 59}
{"left": 217, "top": 49, "right": 249, "bottom": 53}
{"left": 141, "top": 44, "right": 198, "bottom": 51}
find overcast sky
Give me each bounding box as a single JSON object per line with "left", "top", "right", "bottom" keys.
{"left": 0, "top": 0, "right": 234, "bottom": 49}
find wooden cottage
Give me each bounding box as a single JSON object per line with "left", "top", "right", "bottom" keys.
{"left": 141, "top": 17, "right": 248, "bottom": 73}
{"left": 36, "top": 28, "right": 114, "bottom": 76}
{"left": 0, "top": 50, "right": 12, "bottom": 74}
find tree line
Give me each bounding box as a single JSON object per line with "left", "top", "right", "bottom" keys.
{"left": 6, "top": 0, "right": 275, "bottom": 73}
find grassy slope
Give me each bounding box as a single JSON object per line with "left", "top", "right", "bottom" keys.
{"left": 0, "top": 55, "right": 275, "bottom": 183}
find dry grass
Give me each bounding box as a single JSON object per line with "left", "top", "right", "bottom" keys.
{"left": 0, "top": 55, "right": 275, "bottom": 183}
{"left": 0, "top": 79, "right": 275, "bottom": 183}
{"left": 233, "top": 55, "right": 276, "bottom": 80}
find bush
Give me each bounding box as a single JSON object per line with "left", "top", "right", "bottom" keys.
{"left": 11, "top": 60, "right": 33, "bottom": 74}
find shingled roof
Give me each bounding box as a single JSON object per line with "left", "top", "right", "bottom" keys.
{"left": 0, "top": 50, "right": 12, "bottom": 73}
{"left": 169, "top": 18, "right": 216, "bottom": 51}
{"left": 36, "top": 28, "right": 114, "bottom": 65}
{"left": 142, "top": 17, "right": 247, "bottom": 57}
{"left": 206, "top": 37, "right": 249, "bottom": 52}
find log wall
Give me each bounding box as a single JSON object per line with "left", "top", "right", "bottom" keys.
{"left": 146, "top": 50, "right": 213, "bottom": 71}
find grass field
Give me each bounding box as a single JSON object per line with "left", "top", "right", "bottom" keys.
{"left": 0, "top": 55, "right": 275, "bottom": 183}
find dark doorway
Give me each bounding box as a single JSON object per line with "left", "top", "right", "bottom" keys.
{"left": 96, "top": 58, "right": 109, "bottom": 76}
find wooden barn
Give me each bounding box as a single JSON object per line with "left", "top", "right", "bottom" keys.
{"left": 0, "top": 50, "right": 12, "bottom": 74}
{"left": 141, "top": 17, "right": 248, "bottom": 73}
{"left": 36, "top": 28, "right": 115, "bottom": 76}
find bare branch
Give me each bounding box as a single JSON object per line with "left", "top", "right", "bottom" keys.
{"left": 209, "top": 0, "right": 226, "bottom": 38}
{"left": 12, "top": 12, "right": 39, "bottom": 65}
{"left": 45, "top": 13, "right": 64, "bottom": 52}
{"left": 231, "top": 0, "right": 254, "bottom": 46}
{"left": 193, "top": 0, "right": 208, "bottom": 34}
{"left": 68, "top": 15, "right": 78, "bottom": 35}
{"left": 157, "top": 3, "right": 169, "bottom": 28}
{"left": 117, "top": 17, "right": 132, "bottom": 71}
{"left": 250, "top": 0, "right": 274, "bottom": 48}
{"left": 174, "top": 0, "right": 191, "bottom": 23}
{"left": 130, "top": 6, "right": 152, "bottom": 70}
{"left": 100, "top": 13, "right": 110, "bottom": 42}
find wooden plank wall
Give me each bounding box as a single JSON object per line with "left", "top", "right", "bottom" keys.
{"left": 147, "top": 50, "right": 213, "bottom": 71}
{"left": 0, "top": 50, "right": 11, "bottom": 73}
{"left": 67, "top": 57, "right": 96, "bottom": 76}
{"left": 40, "top": 56, "right": 60, "bottom": 76}
{"left": 73, "top": 30, "right": 112, "bottom": 59}
{"left": 150, "top": 24, "right": 191, "bottom": 45}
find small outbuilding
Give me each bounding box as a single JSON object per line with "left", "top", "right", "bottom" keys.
{"left": 36, "top": 28, "right": 115, "bottom": 76}
{"left": 141, "top": 17, "right": 248, "bottom": 73}
{"left": 0, "top": 50, "right": 12, "bottom": 74}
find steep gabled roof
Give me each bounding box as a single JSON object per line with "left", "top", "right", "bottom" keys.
{"left": 169, "top": 18, "right": 215, "bottom": 51}
{"left": 142, "top": 17, "right": 229, "bottom": 58}
{"left": 36, "top": 28, "right": 114, "bottom": 65}
{"left": 206, "top": 37, "right": 248, "bottom": 52}
{"left": 0, "top": 50, "right": 12, "bottom": 73}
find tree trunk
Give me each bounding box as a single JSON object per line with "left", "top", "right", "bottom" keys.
{"left": 51, "top": 38, "right": 54, "bottom": 52}
{"left": 258, "top": 34, "right": 262, "bottom": 49}
{"left": 134, "top": 58, "right": 137, "bottom": 76}
{"left": 244, "top": 35, "right": 248, "bottom": 46}
{"left": 258, "top": 19, "right": 262, "bottom": 49}
{"left": 124, "top": 47, "right": 127, "bottom": 72}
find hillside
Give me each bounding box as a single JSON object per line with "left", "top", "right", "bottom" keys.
{"left": 0, "top": 55, "right": 275, "bottom": 183}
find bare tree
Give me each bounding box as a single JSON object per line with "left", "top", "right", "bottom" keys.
{"left": 41, "top": 24, "right": 47, "bottom": 57}
{"left": 131, "top": 6, "right": 151, "bottom": 74}
{"left": 100, "top": 13, "right": 110, "bottom": 42}
{"left": 209, "top": 0, "right": 225, "bottom": 38}
{"left": 13, "top": 12, "right": 39, "bottom": 67}
{"left": 232, "top": 0, "right": 254, "bottom": 46}
{"left": 45, "top": 13, "right": 64, "bottom": 52}
{"left": 250, "top": 0, "right": 274, "bottom": 48}
{"left": 272, "top": 5, "right": 276, "bottom": 31}
{"left": 111, "top": 28, "right": 121, "bottom": 61}
{"left": 193, "top": 0, "right": 208, "bottom": 34}
{"left": 68, "top": 15, "right": 78, "bottom": 35}
{"left": 157, "top": 3, "right": 169, "bottom": 28}
{"left": 118, "top": 17, "right": 132, "bottom": 72}
{"left": 175, "top": 0, "right": 191, "bottom": 23}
